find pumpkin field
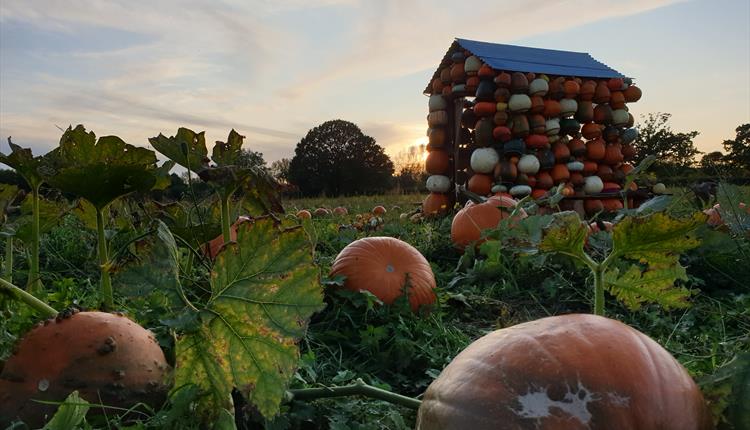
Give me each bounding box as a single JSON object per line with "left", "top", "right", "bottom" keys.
{"left": 0, "top": 124, "right": 747, "bottom": 429}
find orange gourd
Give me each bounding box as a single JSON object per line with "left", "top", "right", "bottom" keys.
{"left": 563, "top": 80, "right": 580, "bottom": 98}
{"left": 468, "top": 173, "right": 493, "bottom": 196}
{"left": 450, "top": 196, "right": 525, "bottom": 250}
{"left": 333, "top": 206, "right": 348, "bottom": 216}
{"left": 422, "top": 193, "right": 451, "bottom": 218}
{"left": 604, "top": 143, "right": 624, "bottom": 165}
{"left": 529, "top": 96, "right": 545, "bottom": 114}
{"left": 552, "top": 141, "right": 571, "bottom": 161}
{"left": 610, "top": 91, "right": 626, "bottom": 109}
{"left": 582, "top": 161, "right": 599, "bottom": 176}
{"left": 585, "top": 198, "right": 604, "bottom": 214}
{"left": 624, "top": 84, "right": 642, "bottom": 102}
{"left": 579, "top": 80, "right": 596, "bottom": 100}
{"left": 296, "top": 209, "right": 312, "bottom": 220}
{"left": 426, "top": 150, "right": 451, "bottom": 174}
{"left": 551, "top": 164, "right": 570, "bottom": 184}
{"left": 593, "top": 80, "right": 611, "bottom": 104}
{"left": 568, "top": 138, "right": 586, "bottom": 156}
{"left": 608, "top": 77, "right": 624, "bottom": 91}
{"left": 602, "top": 198, "right": 624, "bottom": 212}
{"left": 593, "top": 103, "right": 613, "bottom": 124}
{"left": 372, "top": 205, "right": 387, "bottom": 215}
{"left": 542, "top": 99, "right": 561, "bottom": 118}
{"left": 586, "top": 138, "right": 606, "bottom": 160}
{"left": 416, "top": 314, "right": 712, "bottom": 430}
{"left": 581, "top": 122, "right": 602, "bottom": 140}
{"left": 536, "top": 171, "right": 554, "bottom": 189}
{"left": 330, "top": 237, "right": 436, "bottom": 312}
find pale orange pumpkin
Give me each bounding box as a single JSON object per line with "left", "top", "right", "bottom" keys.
{"left": 330, "top": 237, "right": 436, "bottom": 312}
{"left": 416, "top": 314, "right": 712, "bottom": 430}
{"left": 372, "top": 205, "right": 387, "bottom": 215}
{"left": 422, "top": 192, "right": 451, "bottom": 218}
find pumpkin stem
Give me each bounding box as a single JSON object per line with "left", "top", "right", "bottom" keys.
{"left": 0, "top": 276, "right": 58, "bottom": 318}
{"left": 287, "top": 378, "right": 421, "bottom": 410}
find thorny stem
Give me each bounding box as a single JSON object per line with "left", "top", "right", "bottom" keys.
{"left": 4, "top": 237, "right": 13, "bottom": 282}
{"left": 287, "top": 378, "right": 421, "bottom": 410}
{"left": 96, "top": 206, "right": 113, "bottom": 310}
{"left": 0, "top": 277, "right": 57, "bottom": 317}
{"left": 27, "top": 184, "right": 42, "bottom": 294}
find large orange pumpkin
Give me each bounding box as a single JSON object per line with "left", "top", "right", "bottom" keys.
{"left": 450, "top": 196, "right": 525, "bottom": 250}
{"left": 0, "top": 312, "right": 170, "bottom": 427}
{"left": 330, "top": 237, "right": 436, "bottom": 312}
{"left": 425, "top": 150, "right": 450, "bottom": 174}
{"left": 416, "top": 314, "right": 712, "bottom": 430}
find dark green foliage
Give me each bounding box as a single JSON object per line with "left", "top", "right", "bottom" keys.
{"left": 722, "top": 123, "right": 750, "bottom": 173}
{"left": 288, "top": 120, "right": 394, "bottom": 196}
{"left": 633, "top": 112, "right": 701, "bottom": 176}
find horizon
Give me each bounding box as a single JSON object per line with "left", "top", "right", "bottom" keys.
{"left": 1, "top": 0, "right": 748, "bottom": 164}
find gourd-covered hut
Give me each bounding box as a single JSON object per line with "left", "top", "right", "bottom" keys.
{"left": 422, "top": 38, "right": 643, "bottom": 217}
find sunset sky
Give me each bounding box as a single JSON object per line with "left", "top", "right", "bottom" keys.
{"left": 1, "top": 0, "right": 748, "bottom": 165}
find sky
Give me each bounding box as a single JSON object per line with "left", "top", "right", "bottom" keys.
{"left": 0, "top": 0, "right": 748, "bottom": 166}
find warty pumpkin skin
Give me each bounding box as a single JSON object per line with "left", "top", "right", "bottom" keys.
{"left": 330, "top": 237, "right": 436, "bottom": 312}
{"left": 416, "top": 314, "right": 713, "bottom": 430}
{"left": 0, "top": 312, "right": 170, "bottom": 428}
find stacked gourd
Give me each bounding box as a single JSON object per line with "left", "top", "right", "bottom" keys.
{"left": 428, "top": 48, "right": 643, "bottom": 214}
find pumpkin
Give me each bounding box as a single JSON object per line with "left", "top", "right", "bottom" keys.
{"left": 450, "top": 62, "right": 465, "bottom": 83}
{"left": 622, "top": 143, "right": 637, "bottom": 160}
{"left": 576, "top": 100, "right": 594, "bottom": 123}
{"left": 508, "top": 94, "right": 532, "bottom": 113}
{"left": 333, "top": 206, "right": 348, "bottom": 216}
{"left": 330, "top": 237, "right": 436, "bottom": 312}
{"left": 623, "top": 84, "right": 642, "bottom": 102}
{"left": 372, "top": 205, "right": 387, "bottom": 215}
{"left": 593, "top": 103, "right": 613, "bottom": 124}
{"left": 494, "top": 87, "right": 511, "bottom": 103}
{"left": 517, "top": 154, "right": 540, "bottom": 174}
{"left": 528, "top": 113, "right": 546, "bottom": 134}
{"left": 581, "top": 122, "right": 602, "bottom": 140}
{"left": 612, "top": 109, "right": 630, "bottom": 127}
{"left": 467, "top": 173, "right": 493, "bottom": 196}
{"left": 494, "top": 71, "right": 511, "bottom": 88}
{"left": 463, "top": 55, "right": 482, "bottom": 75}
{"left": 551, "top": 164, "right": 570, "bottom": 184}
{"left": 422, "top": 193, "right": 451, "bottom": 218}
{"left": 524, "top": 134, "right": 548, "bottom": 150}
{"left": 0, "top": 312, "right": 170, "bottom": 428}
{"left": 536, "top": 171, "right": 554, "bottom": 190}
{"left": 563, "top": 79, "right": 580, "bottom": 98}
{"left": 314, "top": 207, "right": 331, "bottom": 217}
{"left": 428, "top": 95, "right": 448, "bottom": 112}
{"left": 415, "top": 314, "right": 712, "bottom": 430}
{"left": 597, "top": 164, "right": 615, "bottom": 182}
{"left": 477, "top": 64, "right": 494, "bottom": 79}
{"left": 545, "top": 118, "right": 561, "bottom": 136}
{"left": 584, "top": 175, "right": 604, "bottom": 194}
{"left": 473, "top": 101, "right": 496, "bottom": 117}
{"left": 494, "top": 160, "right": 518, "bottom": 183}
{"left": 548, "top": 77, "right": 566, "bottom": 99}
{"left": 426, "top": 175, "right": 451, "bottom": 193}
{"left": 528, "top": 96, "right": 545, "bottom": 115}
{"left": 528, "top": 78, "right": 548, "bottom": 96}
{"left": 604, "top": 143, "right": 624, "bottom": 165}
{"left": 509, "top": 114, "right": 530, "bottom": 137}
{"left": 296, "top": 209, "right": 312, "bottom": 220}
{"left": 608, "top": 77, "right": 625, "bottom": 91}
{"left": 450, "top": 196, "right": 525, "bottom": 250}
{"left": 431, "top": 78, "right": 443, "bottom": 94}
{"left": 470, "top": 147, "right": 499, "bottom": 174}
{"left": 593, "top": 80, "right": 611, "bottom": 104}
{"left": 509, "top": 185, "right": 531, "bottom": 197}
{"left": 428, "top": 127, "right": 446, "bottom": 147}
{"left": 585, "top": 198, "right": 605, "bottom": 215}
{"left": 542, "top": 99, "right": 561, "bottom": 118}
{"left": 610, "top": 91, "right": 626, "bottom": 109}
{"left": 582, "top": 161, "right": 599, "bottom": 176}
{"left": 493, "top": 126, "right": 512, "bottom": 142}
{"left": 586, "top": 138, "right": 606, "bottom": 160}
{"left": 603, "top": 198, "right": 624, "bottom": 212}
{"left": 510, "top": 72, "right": 529, "bottom": 94}
{"left": 579, "top": 80, "right": 597, "bottom": 100}
{"left": 567, "top": 138, "right": 586, "bottom": 156}
{"left": 531, "top": 188, "right": 548, "bottom": 199}
{"left": 428, "top": 110, "right": 448, "bottom": 127}
{"left": 503, "top": 139, "right": 526, "bottom": 157}
{"left": 474, "top": 117, "right": 494, "bottom": 146}
{"left": 426, "top": 150, "right": 450, "bottom": 174}
{"left": 570, "top": 171, "right": 585, "bottom": 187}
{"left": 559, "top": 98, "right": 578, "bottom": 117}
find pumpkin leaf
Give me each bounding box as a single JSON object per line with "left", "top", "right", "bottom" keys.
{"left": 111, "top": 220, "right": 185, "bottom": 313}
{"left": 603, "top": 264, "right": 692, "bottom": 310}
{"left": 538, "top": 211, "right": 589, "bottom": 260}
{"left": 42, "top": 390, "right": 90, "bottom": 430}
{"left": 149, "top": 127, "right": 210, "bottom": 173}
{"left": 153, "top": 160, "right": 177, "bottom": 191}
{"left": 211, "top": 129, "right": 245, "bottom": 167}
{"left": 47, "top": 125, "right": 158, "bottom": 210}
{"left": 0, "top": 184, "right": 20, "bottom": 220}
{"left": 0, "top": 138, "right": 50, "bottom": 190}
{"left": 151, "top": 200, "right": 222, "bottom": 249}
{"left": 174, "top": 217, "right": 324, "bottom": 420}
{"left": 612, "top": 212, "right": 706, "bottom": 266}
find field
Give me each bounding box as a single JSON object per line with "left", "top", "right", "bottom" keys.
{"left": 1, "top": 165, "right": 748, "bottom": 429}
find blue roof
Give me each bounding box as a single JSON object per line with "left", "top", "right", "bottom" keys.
{"left": 425, "top": 38, "right": 627, "bottom": 94}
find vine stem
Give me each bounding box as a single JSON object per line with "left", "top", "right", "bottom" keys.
{"left": 4, "top": 237, "right": 13, "bottom": 282}
{"left": 287, "top": 378, "right": 421, "bottom": 410}
{"left": 96, "top": 206, "right": 113, "bottom": 310}
{"left": 220, "top": 194, "right": 232, "bottom": 243}
{"left": 0, "top": 277, "right": 57, "bottom": 317}
{"left": 27, "top": 185, "right": 42, "bottom": 294}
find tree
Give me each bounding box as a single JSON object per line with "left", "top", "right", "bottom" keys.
{"left": 699, "top": 151, "right": 728, "bottom": 174}
{"left": 633, "top": 113, "right": 701, "bottom": 174}
{"left": 288, "top": 120, "right": 394, "bottom": 196}
{"left": 393, "top": 145, "right": 428, "bottom": 193}
{"left": 722, "top": 123, "right": 750, "bottom": 173}
{"left": 269, "top": 158, "right": 291, "bottom": 184}
{"left": 235, "top": 148, "right": 267, "bottom": 170}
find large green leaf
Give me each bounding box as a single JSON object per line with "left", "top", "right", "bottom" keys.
{"left": 612, "top": 212, "right": 706, "bottom": 267}
{"left": 174, "top": 217, "right": 324, "bottom": 420}
{"left": 47, "top": 125, "right": 158, "bottom": 210}
{"left": 149, "top": 127, "right": 209, "bottom": 173}
{"left": 603, "top": 264, "right": 692, "bottom": 310}
{"left": 111, "top": 220, "right": 184, "bottom": 312}
{"left": 42, "top": 390, "right": 90, "bottom": 430}
{"left": 0, "top": 184, "right": 20, "bottom": 222}
{"left": 150, "top": 200, "right": 222, "bottom": 248}
{"left": 0, "top": 139, "right": 49, "bottom": 189}
{"left": 211, "top": 129, "right": 245, "bottom": 167}
{"left": 538, "top": 211, "right": 589, "bottom": 259}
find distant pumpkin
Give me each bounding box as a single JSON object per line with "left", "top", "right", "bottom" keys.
{"left": 330, "top": 237, "right": 436, "bottom": 312}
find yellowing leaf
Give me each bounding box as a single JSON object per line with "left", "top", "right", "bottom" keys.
{"left": 603, "top": 264, "right": 692, "bottom": 310}
{"left": 174, "top": 216, "right": 324, "bottom": 420}
{"left": 538, "top": 211, "right": 588, "bottom": 259}
{"left": 149, "top": 127, "right": 209, "bottom": 173}
{"left": 612, "top": 212, "right": 706, "bottom": 266}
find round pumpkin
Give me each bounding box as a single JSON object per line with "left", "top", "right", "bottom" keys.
{"left": 422, "top": 193, "right": 451, "bottom": 218}
{"left": 623, "top": 84, "right": 642, "bottom": 102}
{"left": 416, "top": 314, "right": 712, "bottom": 430}
{"left": 330, "top": 237, "right": 436, "bottom": 312}
{"left": 333, "top": 206, "right": 348, "bottom": 216}
{"left": 587, "top": 138, "right": 606, "bottom": 160}
{"left": 581, "top": 122, "right": 602, "bottom": 140}
{"left": 585, "top": 198, "right": 605, "bottom": 215}
{"left": 603, "top": 198, "right": 624, "bottom": 212}
{"left": 372, "top": 205, "right": 387, "bottom": 215}
{"left": 467, "top": 173, "right": 493, "bottom": 196}
{"left": 426, "top": 150, "right": 450, "bottom": 174}
{"left": 451, "top": 196, "right": 525, "bottom": 250}
{"left": 296, "top": 209, "right": 312, "bottom": 220}
{"left": 0, "top": 312, "right": 170, "bottom": 428}
{"left": 314, "top": 207, "right": 331, "bottom": 217}
{"left": 426, "top": 175, "right": 451, "bottom": 193}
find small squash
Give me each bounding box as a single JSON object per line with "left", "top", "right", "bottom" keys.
{"left": 451, "top": 196, "right": 525, "bottom": 250}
